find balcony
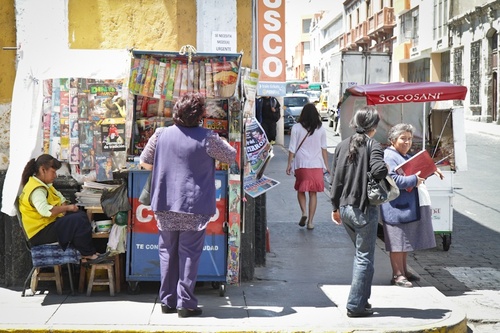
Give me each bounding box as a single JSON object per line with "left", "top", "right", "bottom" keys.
{"left": 339, "top": 29, "right": 358, "bottom": 51}
{"left": 369, "top": 38, "right": 395, "bottom": 53}
{"left": 339, "top": 7, "right": 395, "bottom": 51}
{"left": 354, "top": 21, "right": 369, "bottom": 45}
{"left": 367, "top": 7, "right": 396, "bottom": 37}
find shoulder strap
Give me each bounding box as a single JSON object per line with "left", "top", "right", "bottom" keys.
{"left": 366, "top": 138, "right": 373, "bottom": 171}
{"left": 296, "top": 132, "right": 309, "bottom": 153}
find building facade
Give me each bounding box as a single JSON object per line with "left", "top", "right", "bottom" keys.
{"left": 293, "top": 0, "right": 500, "bottom": 124}
{"left": 448, "top": 0, "right": 500, "bottom": 123}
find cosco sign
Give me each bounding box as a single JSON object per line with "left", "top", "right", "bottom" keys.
{"left": 258, "top": 0, "right": 285, "bottom": 81}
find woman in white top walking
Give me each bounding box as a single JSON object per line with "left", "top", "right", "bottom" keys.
{"left": 286, "top": 103, "right": 329, "bottom": 230}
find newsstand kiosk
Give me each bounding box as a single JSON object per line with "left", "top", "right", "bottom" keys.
{"left": 125, "top": 48, "right": 243, "bottom": 294}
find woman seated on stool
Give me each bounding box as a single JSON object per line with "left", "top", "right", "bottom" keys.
{"left": 18, "top": 154, "right": 108, "bottom": 264}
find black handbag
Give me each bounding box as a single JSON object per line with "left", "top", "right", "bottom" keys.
{"left": 138, "top": 172, "right": 152, "bottom": 206}
{"left": 366, "top": 139, "right": 400, "bottom": 205}
{"left": 100, "top": 182, "right": 132, "bottom": 217}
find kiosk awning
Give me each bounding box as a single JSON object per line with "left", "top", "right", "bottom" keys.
{"left": 346, "top": 82, "right": 468, "bottom": 105}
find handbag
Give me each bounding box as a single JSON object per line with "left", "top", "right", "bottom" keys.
{"left": 366, "top": 139, "right": 400, "bottom": 205}
{"left": 138, "top": 172, "right": 152, "bottom": 206}
{"left": 100, "top": 182, "right": 132, "bottom": 217}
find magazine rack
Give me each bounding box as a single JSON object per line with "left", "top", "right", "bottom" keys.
{"left": 125, "top": 47, "right": 244, "bottom": 294}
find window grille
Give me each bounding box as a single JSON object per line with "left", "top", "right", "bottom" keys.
{"left": 470, "top": 41, "right": 481, "bottom": 105}
{"left": 453, "top": 48, "right": 463, "bottom": 106}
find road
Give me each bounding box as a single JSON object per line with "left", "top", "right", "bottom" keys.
{"left": 407, "top": 128, "right": 500, "bottom": 333}
{"left": 285, "top": 120, "right": 500, "bottom": 332}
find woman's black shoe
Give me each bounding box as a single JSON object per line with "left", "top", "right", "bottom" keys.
{"left": 161, "top": 305, "right": 177, "bottom": 314}
{"left": 347, "top": 308, "right": 374, "bottom": 317}
{"left": 177, "top": 307, "right": 203, "bottom": 318}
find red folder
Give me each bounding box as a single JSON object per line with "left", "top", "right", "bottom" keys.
{"left": 394, "top": 150, "right": 437, "bottom": 179}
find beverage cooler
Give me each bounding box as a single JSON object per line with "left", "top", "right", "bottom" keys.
{"left": 125, "top": 48, "right": 243, "bottom": 295}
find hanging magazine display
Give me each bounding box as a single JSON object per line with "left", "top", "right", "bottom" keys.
{"left": 126, "top": 48, "right": 245, "bottom": 290}
{"left": 41, "top": 78, "right": 127, "bottom": 181}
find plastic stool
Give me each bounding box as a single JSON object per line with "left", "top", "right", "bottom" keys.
{"left": 85, "top": 260, "right": 115, "bottom": 296}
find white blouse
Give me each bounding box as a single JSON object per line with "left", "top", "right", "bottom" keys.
{"left": 288, "top": 123, "right": 327, "bottom": 170}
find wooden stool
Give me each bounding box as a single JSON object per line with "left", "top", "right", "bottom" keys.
{"left": 86, "top": 206, "right": 122, "bottom": 293}
{"left": 83, "top": 261, "right": 115, "bottom": 296}
{"left": 31, "top": 265, "right": 63, "bottom": 295}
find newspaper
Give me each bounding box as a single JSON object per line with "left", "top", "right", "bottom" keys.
{"left": 242, "top": 68, "right": 260, "bottom": 118}
{"left": 243, "top": 117, "right": 280, "bottom": 197}
{"left": 244, "top": 175, "right": 280, "bottom": 198}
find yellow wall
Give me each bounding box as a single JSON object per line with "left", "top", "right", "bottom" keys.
{"left": 237, "top": 0, "right": 252, "bottom": 68}
{"left": 68, "top": 0, "right": 197, "bottom": 50}
{"left": 430, "top": 53, "right": 441, "bottom": 82}
{"left": 0, "top": 0, "right": 16, "bottom": 103}
{"left": 68, "top": 0, "right": 252, "bottom": 66}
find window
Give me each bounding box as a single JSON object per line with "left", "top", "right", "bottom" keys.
{"left": 400, "top": 7, "right": 419, "bottom": 44}
{"left": 302, "top": 18, "right": 311, "bottom": 34}
{"left": 433, "top": 0, "right": 448, "bottom": 40}
{"left": 441, "top": 51, "right": 450, "bottom": 82}
{"left": 470, "top": 41, "right": 481, "bottom": 105}
{"left": 303, "top": 41, "right": 310, "bottom": 52}
{"left": 408, "top": 58, "right": 430, "bottom": 82}
{"left": 453, "top": 47, "right": 464, "bottom": 106}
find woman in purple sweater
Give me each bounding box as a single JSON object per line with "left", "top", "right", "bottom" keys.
{"left": 140, "top": 92, "right": 236, "bottom": 318}
{"left": 380, "top": 123, "right": 443, "bottom": 288}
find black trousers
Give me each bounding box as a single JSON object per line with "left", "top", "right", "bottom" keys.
{"left": 29, "top": 210, "right": 96, "bottom": 256}
{"left": 262, "top": 120, "right": 277, "bottom": 141}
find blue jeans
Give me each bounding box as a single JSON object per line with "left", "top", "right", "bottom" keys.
{"left": 340, "top": 205, "right": 379, "bottom": 312}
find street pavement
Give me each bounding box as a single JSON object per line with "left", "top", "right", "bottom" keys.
{"left": 406, "top": 119, "right": 500, "bottom": 333}
{"left": 1, "top": 119, "right": 497, "bottom": 333}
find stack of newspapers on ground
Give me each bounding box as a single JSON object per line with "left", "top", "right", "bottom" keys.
{"left": 75, "top": 181, "right": 121, "bottom": 208}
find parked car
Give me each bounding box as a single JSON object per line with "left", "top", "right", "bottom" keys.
{"left": 292, "top": 89, "right": 321, "bottom": 103}
{"left": 306, "top": 90, "right": 321, "bottom": 103}
{"left": 289, "top": 90, "right": 328, "bottom": 120}
{"left": 283, "top": 94, "right": 310, "bottom": 121}
{"left": 283, "top": 107, "right": 296, "bottom": 134}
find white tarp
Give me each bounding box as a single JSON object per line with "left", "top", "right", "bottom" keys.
{"left": 1, "top": 49, "right": 131, "bottom": 216}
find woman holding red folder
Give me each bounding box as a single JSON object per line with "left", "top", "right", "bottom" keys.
{"left": 380, "top": 123, "right": 443, "bottom": 288}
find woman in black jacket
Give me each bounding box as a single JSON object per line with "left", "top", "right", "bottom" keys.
{"left": 330, "top": 106, "right": 388, "bottom": 318}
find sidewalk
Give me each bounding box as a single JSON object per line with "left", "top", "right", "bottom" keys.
{"left": 0, "top": 130, "right": 475, "bottom": 333}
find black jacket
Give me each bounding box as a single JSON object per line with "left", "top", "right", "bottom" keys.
{"left": 330, "top": 136, "right": 388, "bottom": 213}
{"left": 255, "top": 97, "right": 281, "bottom": 123}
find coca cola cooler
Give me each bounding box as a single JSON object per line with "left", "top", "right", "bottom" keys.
{"left": 126, "top": 170, "right": 228, "bottom": 294}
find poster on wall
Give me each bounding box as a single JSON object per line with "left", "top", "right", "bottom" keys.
{"left": 42, "top": 78, "right": 126, "bottom": 180}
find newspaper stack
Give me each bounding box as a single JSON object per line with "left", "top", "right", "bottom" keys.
{"left": 75, "top": 181, "right": 121, "bottom": 208}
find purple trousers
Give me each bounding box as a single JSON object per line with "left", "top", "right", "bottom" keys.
{"left": 158, "top": 228, "right": 206, "bottom": 309}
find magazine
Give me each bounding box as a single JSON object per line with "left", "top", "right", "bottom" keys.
{"left": 394, "top": 150, "right": 437, "bottom": 179}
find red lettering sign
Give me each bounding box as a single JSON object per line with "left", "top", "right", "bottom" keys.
{"left": 257, "top": 0, "right": 286, "bottom": 82}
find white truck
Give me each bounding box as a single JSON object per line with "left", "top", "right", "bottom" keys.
{"left": 327, "top": 51, "right": 391, "bottom": 127}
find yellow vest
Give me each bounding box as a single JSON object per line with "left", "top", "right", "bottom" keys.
{"left": 19, "top": 177, "right": 63, "bottom": 239}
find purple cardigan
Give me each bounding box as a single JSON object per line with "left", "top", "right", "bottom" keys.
{"left": 146, "top": 126, "right": 236, "bottom": 215}
{"left": 380, "top": 147, "right": 420, "bottom": 225}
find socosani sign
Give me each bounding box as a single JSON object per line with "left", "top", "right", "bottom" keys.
{"left": 378, "top": 92, "right": 444, "bottom": 103}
